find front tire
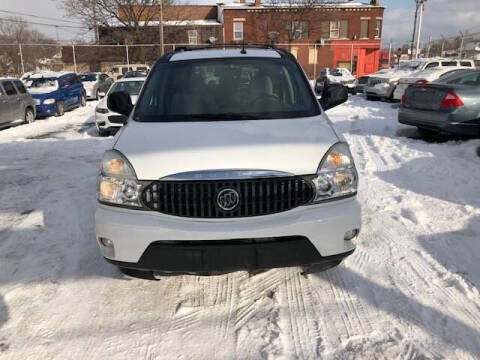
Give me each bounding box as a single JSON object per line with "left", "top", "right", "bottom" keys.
{"left": 98, "top": 128, "right": 109, "bottom": 137}
{"left": 417, "top": 127, "right": 438, "bottom": 136}
{"left": 55, "top": 101, "right": 65, "bottom": 117}
{"left": 24, "top": 108, "right": 35, "bottom": 124}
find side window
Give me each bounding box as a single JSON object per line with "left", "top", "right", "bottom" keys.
{"left": 460, "top": 61, "right": 472, "bottom": 67}
{"left": 100, "top": 74, "right": 108, "bottom": 81}
{"left": 441, "top": 61, "right": 457, "bottom": 67}
{"left": 13, "top": 80, "right": 27, "bottom": 94}
{"left": 2, "top": 81, "right": 18, "bottom": 96}
{"left": 59, "top": 78, "right": 68, "bottom": 88}
{"left": 446, "top": 72, "right": 480, "bottom": 85}
{"left": 425, "top": 62, "right": 439, "bottom": 69}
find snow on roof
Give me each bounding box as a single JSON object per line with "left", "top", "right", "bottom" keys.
{"left": 115, "top": 77, "right": 147, "bottom": 83}
{"left": 219, "top": 1, "right": 379, "bottom": 9}
{"left": 29, "top": 71, "right": 73, "bottom": 79}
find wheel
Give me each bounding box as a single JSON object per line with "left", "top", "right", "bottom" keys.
{"left": 95, "top": 89, "right": 100, "bottom": 100}
{"left": 24, "top": 108, "right": 35, "bottom": 124}
{"left": 80, "top": 94, "right": 87, "bottom": 107}
{"left": 118, "top": 267, "right": 156, "bottom": 280}
{"left": 302, "top": 260, "right": 343, "bottom": 275}
{"left": 417, "top": 127, "right": 438, "bottom": 136}
{"left": 366, "top": 95, "right": 378, "bottom": 101}
{"left": 98, "top": 128, "right": 109, "bottom": 137}
{"left": 55, "top": 101, "right": 65, "bottom": 117}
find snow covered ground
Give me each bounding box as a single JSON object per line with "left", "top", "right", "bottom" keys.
{"left": 0, "top": 97, "right": 480, "bottom": 359}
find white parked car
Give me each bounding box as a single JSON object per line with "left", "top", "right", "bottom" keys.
{"left": 315, "top": 68, "right": 357, "bottom": 93}
{"left": 94, "top": 77, "right": 146, "bottom": 136}
{"left": 95, "top": 47, "right": 360, "bottom": 276}
{"left": 365, "top": 58, "right": 474, "bottom": 101}
{"left": 393, "top": 66, "right": 474, "bottom": 101}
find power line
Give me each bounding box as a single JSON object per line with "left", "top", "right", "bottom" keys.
{"left": 0, "top": 17, "right": 91, "bottom": 30}
{"left": 0, "top": 9, "right": 84, "bottom": 25}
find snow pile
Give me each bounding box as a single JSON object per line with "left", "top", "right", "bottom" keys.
{"left": 0, "top": 97, "right": 479, "bottom": 359}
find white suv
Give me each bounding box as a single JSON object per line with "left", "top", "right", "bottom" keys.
{"left": 95, "top": 47, "right": 361, "bottom": 276}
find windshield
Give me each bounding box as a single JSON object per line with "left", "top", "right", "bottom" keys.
{"left": 329, "top": 68, "right": 343, "bottom": 76}
{"left": 80, "top": 74, "right": 98, "bottom": 82}
{"left": 135, "top": 57, "right": 319, "bottom": 122}
{"left": 398, "top": 61, "right": 423, "bottom": 70}
{"left": 28, "top": 78, "right": 58, "bottom": 89}
{"left": 108, "top": 81, "right": 144, "bottom": 96}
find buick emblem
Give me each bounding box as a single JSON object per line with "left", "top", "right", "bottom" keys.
{"left": 217, "top": 188, "right": 240, "bottom": 211}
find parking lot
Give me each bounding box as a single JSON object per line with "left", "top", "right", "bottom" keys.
{"left": 0, "top": 95, "right": 479, "bottom": 359}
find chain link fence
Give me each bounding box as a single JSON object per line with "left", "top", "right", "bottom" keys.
{"left": 0, "top": 42, "right": 387, "bottom": 79}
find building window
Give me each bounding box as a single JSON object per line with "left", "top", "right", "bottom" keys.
{"left": 286, "top": 21, "right": 309, "bottom": 40}
{"left": 188, "top": 30, "right": 198, "bottom": 45}
{"left": 233, "top": 22, "right": 244, "bottom": 41}
{"left": 375, "top": 20, "right": 382, "bottom": 38}
{"left": 330, "top": 21, "right": 339, "bottom": 39}
{"left": 325, "top": 20, "right": 348, "bottom": 39}
{"left": 360, "top": 19, "right": 369, "bottom": 39}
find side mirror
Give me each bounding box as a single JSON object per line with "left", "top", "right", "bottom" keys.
{"left": 98, "top": 91, "right": 106, "bottom": 99}
{"left": 107, "top": 91, "right": 133, "bottom": 117}
{"left": 319, "top": 83, "right": 348, "bottom": 111}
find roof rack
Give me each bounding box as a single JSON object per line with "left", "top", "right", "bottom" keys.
{"left": 172, "top": 43, "right": 288, "bottom": 56}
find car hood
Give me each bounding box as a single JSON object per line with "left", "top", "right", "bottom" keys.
{"left": 114, "top": 115, "right": 339, "bottom": 180}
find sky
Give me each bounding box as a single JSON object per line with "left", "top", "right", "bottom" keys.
{"left": 0, "top": 0, "right": 479, "bottom": 46}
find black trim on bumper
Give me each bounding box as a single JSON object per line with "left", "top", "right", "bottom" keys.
{"left": 105, "top": 236, "right": 355, "bottom": 273}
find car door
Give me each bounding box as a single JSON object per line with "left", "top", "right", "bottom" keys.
{"left": 0, "top": 81, "right": 19, "bottom": 123}
{"left": 13, "top": 80, "right": 30, "bottom": 118}
{"left": 0, "top": 84, "right": 10, "bottom": 123}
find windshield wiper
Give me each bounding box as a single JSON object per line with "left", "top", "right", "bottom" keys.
{"left": 188, "top": 113, "right": 264, "bottom": 120}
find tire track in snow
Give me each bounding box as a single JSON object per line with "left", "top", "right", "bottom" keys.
{"left": 279, "top": 268, "right": 322, "bottom": 359}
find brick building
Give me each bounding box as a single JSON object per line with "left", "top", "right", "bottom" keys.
{"left": 63, "top": 0, "right": 384, "bottom": 77}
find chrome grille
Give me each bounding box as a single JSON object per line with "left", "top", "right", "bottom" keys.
{"left": 141, "top": 177, "right": 315, "bottom": 218}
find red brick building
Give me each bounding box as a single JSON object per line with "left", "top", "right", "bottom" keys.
{"left": 65, "top": 1, "right": 384, "bottom": 77}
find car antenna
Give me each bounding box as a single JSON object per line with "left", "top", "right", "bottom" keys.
{"left": 241, "top": 41, "right": 247, "bottom": 54}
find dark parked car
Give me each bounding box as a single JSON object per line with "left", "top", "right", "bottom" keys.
{"left": 0, "top": 78, "right": 36, "bottom": 124}
{"left": 399, "top": 69, "right": 480, "bottom": 136}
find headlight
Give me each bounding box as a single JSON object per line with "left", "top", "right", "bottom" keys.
{"left": 96, "top": 108, "right": 109, "bottom": 114}
{"left": 311, "top": 142, "right": 358, "bottom": 202}
{"left": 43, "top": 98, "right": 55, "bottom": 105}
{"left": 97, "top": 150, "right": 143, "bottom": 208}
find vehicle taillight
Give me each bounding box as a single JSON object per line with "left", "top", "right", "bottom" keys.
{"left": 415, "top": 79, "right": 429, "bottom": 85}
{"left": 440, "top": 91, "right": 464, "bottom": 109}
{"left": 401, "top": 92, "right": 406, "bottom": 105}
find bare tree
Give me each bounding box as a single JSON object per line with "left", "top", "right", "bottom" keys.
{"left": 57, "top": 0, "right": 173, "bottom": 44}
{"left": 0, "top": 17, "right": 57, "bottom": 76}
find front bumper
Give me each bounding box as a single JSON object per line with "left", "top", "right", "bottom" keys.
{"left": 35, "top": 103, "right": 56, "bottom": 117}
{"left": 95, "top": 197, "right": 361, "bottom": 272}
{"left": 85, "top": 88, "right": 96, "bottom": 99}
{"left": 398, "top": 106, "right": 480, "bottom": 136}
{"left": 365, "top": 83, "right": 396, "bottom": 98}
{"left": 95, "top": 112, "right": 123, "bottom": 131}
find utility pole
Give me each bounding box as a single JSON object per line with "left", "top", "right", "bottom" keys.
{"left": 388, "top": 40, "right": 392, "bottom": 67}
{"left": 410, "top": 1, "right": 419, "bottom": 59}
{"left": 426, "top": 36, "right": 432, "bottom": 58}
{"left": 158, "top": 0, "right": 164, "bottom": 56}
{"left": 459, "top": 31, "right": 465, "bottom": 59}
{"left": 415, "top": 0, "right": 426, "bottom": 59}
